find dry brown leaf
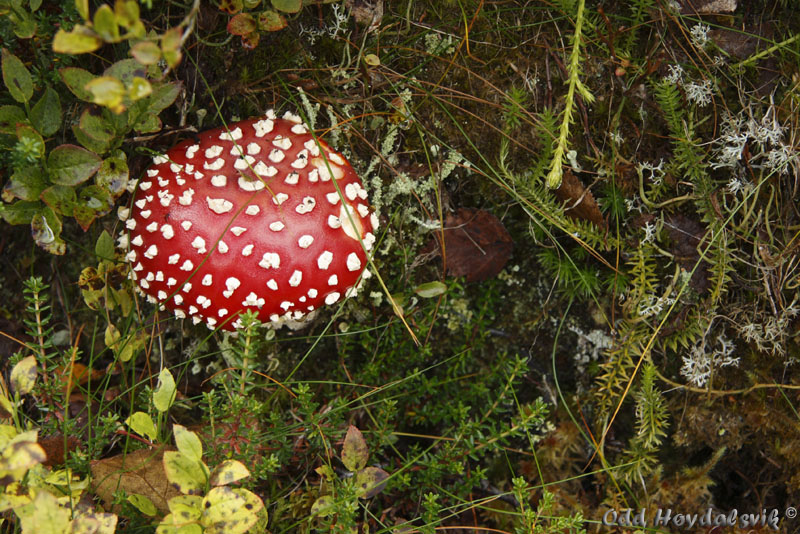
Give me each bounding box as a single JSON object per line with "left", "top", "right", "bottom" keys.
{"left": 436, "top": 208, "right": 513, "bottom": 283}
{"left": 552, "top": 169, "right": 605, "bottom": 229}
{"left": 90, "top": 448, "right": 179, "bottom": 515}
{"left": 39, "top": 434, "right": 81, "bottom": 467}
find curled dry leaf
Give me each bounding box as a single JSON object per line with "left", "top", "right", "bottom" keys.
{"left": 552, "top": 169, "right": 606, "bottom": 229}
{"left": 430, "top": 208, "right": 513, "bottom": 283}
{"left": 91, "top": 448, "right": 180, "bottom": 514}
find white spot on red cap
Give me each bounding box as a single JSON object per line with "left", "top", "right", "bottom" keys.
{"left": 186, "top": 145, "right": 199, "bottom": 158}
{"left": 268, "top": 149, "right": 285, "bottom": 163}
{"left": 167, "top": 277, "right": 177, "bottom": 286}
{"left": 161, "top": 224, "right": 175, "bottom": 239}
{"left": 131, "top": 235, "right": 144, "bottom": 247}
{"left": 258, "top": 252, "right": 280, "bottom": 269}
{"left": 231, "top": 226, "right": 247, "bottom": 236}
{"left": 178, "top": 188, "right": 195, "bottom": 205}
{"left": 289, "top": 270, "right": 303, "bottom": 287}
{"left": 181, "top": 220, "right": 192, "bottom": 231}
{"left": 202, "top": 274, "right": 213, "bottom": 286}
{"left": 218, "top": 308, "right": 228, "bottom": 317}
{"left": 204, "top": 158, "right": 225, "bottom": 171}
{"left": 291, "top": 124, "right": 308, "bottom": 134}
{"left": 298, "top": 235, "right": 314, "bottom": 248}
{"left": 180, "top": 260, "right": 194, "bottom": 271}
{"left": 272, "top": 136, "right": 292, "bottom": 150}
{"left": 191, "top": 236, "right": 207, "bottom": 254}
{"left": 328, "top": 215, "right": 341, "bottom": 229}
{"left": 206, "top": 197, "right": 233, "bottom": 214}
{"left": 243, "top": 292, "right": 265, "bottom": 308}
{"left": 168, "top": 253, "right": 180, "bottom": 264}
{"left": 326, "top": 192, "right": 340, "bottom": 205}
{"left": 205, "top": 145, "right": 223, "bottom": 158}
{"left": 245, "top": 205, "right": 260, "bottom": 215}
{"left": 174, "top": 294, "right": 183, "bottom": 305}
{"left": 146, "top": 222, "right": 158, "bottom": 233}
{"left": 325, "top": 292, "right": 340, "bottom": 305}
{"left": 253, "top": 161, "right": 276, "bottom": 177}
{"left": 223, "top": 277, "right": 241, "bottom": 298}
{"left": 272, "top": 193, "right": 288, "bottom": 205}
{"left": 219, "top": 127, "right": 243, "bottom": 141}
{"left": 140, "top": 210, "right": 152, "bottom": 219}
{"left": 218, "top": 240, "right": 229, "bottom": 253}
{"left": 328, "top": 274, "right": 338, "bottom": 286}
{"left": 285, "top": 172, "right": 300, "bottom": 185}
{"left": 211, "top": 175, "right": 227, "bottom": 187}
{"left": 247, "top": 142, "right": 261, "bottom": 155}
{"left": 267, "top": 279, "right": 278, "bottom": 290}
{"left": 347, "top": 253, "right": 361, "bottom": 271}
{"left": 304, "top": 139, "right": 321, "bottom": 156}
{"left": 242, "top": 244, "right": 254, "bottom": 256}
{"left": 296, "top": 196, "right": 316, "bottom": 214}
{"left": 318, "top": 251, "right": 333, "bottom": 269}
{"left": 253, "top": 119, "right": 274, "bottom": 137}
{"left": 269, "top": 221, "right": 284, "bottom": 232}
{"left": 139, "top": 181, "right": 152, "bottom": 191}
{"left": 238, "top": 176, "right": 265, "bottom": 191}
{"left": 234, "top": 155, "right": 256, "bottom": 170}
{"left": 357, "top": 204, "right": 369, "bottom": 217}
{"left": 345, "top": 183, "right": 358, "bottom": 200}
{"left": 126, "top": 219, "right": 137, "bottom": 230}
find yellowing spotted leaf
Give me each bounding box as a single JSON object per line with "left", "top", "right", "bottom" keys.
{"left": 127, "top": 411, "right": 157, "bottom": 441}
{"left": 209, "top": 459, "right": 250, "bottom": 486}
{"left": 163, "top": 451, "right": 207, "bottom": 496}
{"left": 17, "top": 491, "right": 71, "bottom": 534}
{"left": 341, "top": 425, "right": 368, "bottom": 472}
{"left": 0, "top": 437, "right": 46, "bottom": 484}
{"left": 153, "top": 368, "right": 176, "bottom": 412}
{"left": 71, "top": 512, "right": 118, "bottom": 534}
{"left": 10, "top": 355, "right": 37, "bottom": 394}
{"left": 201, "top": 486, "right": 264, "bottom": 534}
{"left": 128, "top": 493, "right": 158, "bottom": 516}
{"left": 173, "top": 424, "right": 203, "bottom": 462}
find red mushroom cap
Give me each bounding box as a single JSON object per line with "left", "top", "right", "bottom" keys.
{"left": 120, "top": 110, "right": 377, "bottom": 330}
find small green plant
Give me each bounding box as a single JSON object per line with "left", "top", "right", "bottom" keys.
{"left": 224, "top": 0, "right": 306, "bottom": 48}
{"left": 312, "top": 425, "right": 390, "bottom": 533}
{"left": 156, "top": 425, "right": 266, "bottom": 534}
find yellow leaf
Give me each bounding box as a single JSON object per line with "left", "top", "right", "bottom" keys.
{"left": 85, "top": 76, "right": 126, "bottom": 113}
{"left": 52, "top": 26, "right": 102, "bottom": 54}
{"left": 201, "top": 486, "right": 263, "bottom": 534}
{"left": 209, "top": 460, "right": 250, "bottom": 486}
{"left": 10, "top": 355, "right": 37, "bottom": 394}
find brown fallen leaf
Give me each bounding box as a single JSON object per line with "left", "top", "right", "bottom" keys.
{"left": 91, "top": 448, "right": 179, "bottom": 515}
{"left": 552, "top": 169, "right": 606, "bottom": 229}
{"left": 39, "top": 434, "right": 82, "bottom": 467}
{"left": 434, "top": 208, "right": 513, "bottom": 283}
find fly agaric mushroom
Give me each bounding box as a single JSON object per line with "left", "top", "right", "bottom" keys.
{"left": 119, "top": 110, "right": 377, "bottom": 330}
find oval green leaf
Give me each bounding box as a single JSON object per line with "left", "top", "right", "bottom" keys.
{"left": 271, "top": 0, "right": 302, "bottom": 13}
{"left": 153, "top": 367, "right": 176, "bottom": 412}
{"left": 341, "top": 425, "right": 368, "bottom": 472}
{"left": 414, "top": 281, "right": 448, "bottom": 298}
{"left": 48, "top": 144, "right": 102, "bottom": 186}
{"left": 173, "top": 424, "right": 203, "bottom": 462}
{"left": 30, "top": 87, "right": 62, "bottom": 137}
{"left": 2, "top": 49, "right": 33, "bottom": 104}
{"left": 126, "top": 411, "right": 157, "bottom": 441}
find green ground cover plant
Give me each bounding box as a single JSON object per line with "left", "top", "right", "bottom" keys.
{"left": 0, "top": 0, "right": 799, "bottom": 532}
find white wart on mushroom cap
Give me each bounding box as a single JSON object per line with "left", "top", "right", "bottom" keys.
{"left": 121, "top": 110, "right": 377, "bottom": 330}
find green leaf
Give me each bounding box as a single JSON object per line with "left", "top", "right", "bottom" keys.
{"left": 30, "top": 87, "right": 62, "bottom": 137}
{"left": 31, "top": 207, "right": 65, "bottom": 254}
{"left": 78, "top": 108, "right": 116, "bottom": 147}
{"left": 48, "top": 144, "right": 102, "bottom": 186}
{"left": 227, "top": 13, "right": 256, "bottom": 36}
{"left": 3, "top": 167, "right": 47, "bottom": 202}
{"left": 0, "top": 105, "right": 27, "bottom": 135}
{"left": 173, "top": 425, "right": 203, "bottom": 463}
{"left": 93, "top": 4, "right": 120, "bottom": 42}
{"left": 127, "top": 411, "right": 157, "bottom": 441}
{"left": 147, "top": 82, "right": 182, "bottom": 113}
{"left": 257, "top": 9, "right": 287, "bottom": 32}
{"left": 153, "top": 367, "right": 176, "bottom": 412}
{"left": 95, "top": 154, "right": 129, "bottom": 198}
{"left": 104, "top": 58, "right": 144, "bottom": 86}
{"left": 201, "top": 487, "right": 263, "bottom": 534}
{"left": 131, "top": 41, "right": 161, "bottom": 65}
{"left": 95, "top": 230, "right": 115, "bottom": 259}
{"left": 40, "top": 185, "right": 77, "bottom": 217}
{"left": 52, "top": 25, "right": 103, "bottom": 54}
{"left": 133, "top": 112, "right": 161, "bottom": 133}
{"left": 59, "top": 67, "right": 95, "bottom": 101}
{"left": 354, "top": 466, "right": 389, "bottom": 498}
{"left": 85, "top": 76, "right": 126, "bottom": 112}
{"left": 163, "top": 451, "right": 206, "bottom": 495}
{"left": 209, "top": 460, "right": 250, "bottom": 486}
{"left": 104, "top": 323, "right": 121, "bottom": 348}
{"left": 2, "top": 49, "right": 33, "bottom": 104}
{"left": 0, "top": 200, "right": 40, "bottom": 225}
{"left": 341, "top": 425, "right": 368, "bottom": 472}
{"left": 414, "top": 281, "right": 448, "bottom": 298}
{"left": 10, "top": 355, "right": 37, "bottom": 394}
{"left": 271, "top": 0, "right": 302, "bottom": 13}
